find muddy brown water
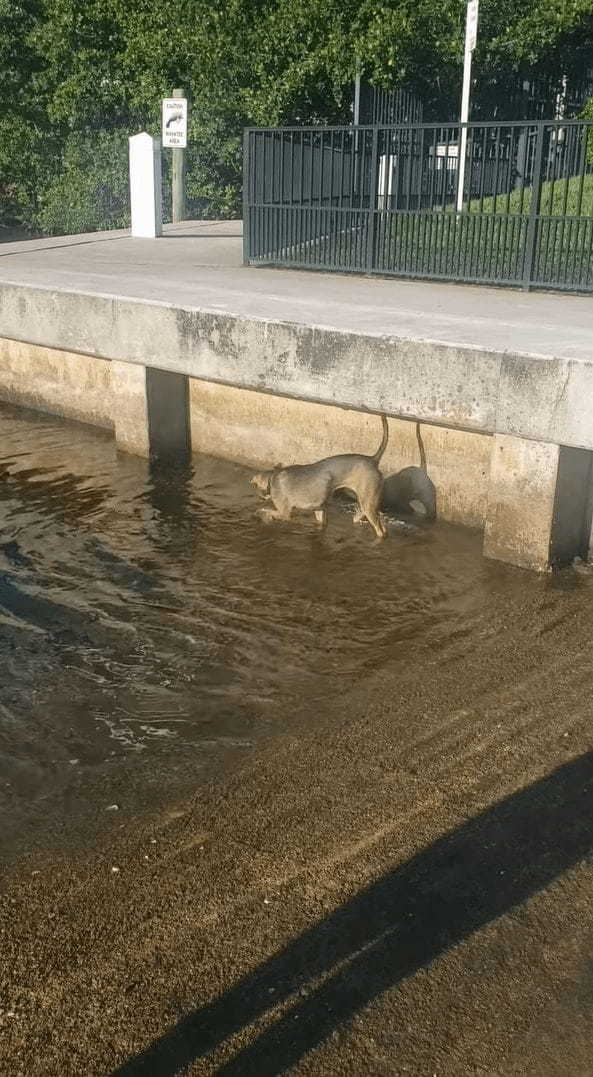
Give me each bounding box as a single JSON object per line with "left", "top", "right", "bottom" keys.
{"left": 0, "top": 400, "right": 587, "bottom": 865}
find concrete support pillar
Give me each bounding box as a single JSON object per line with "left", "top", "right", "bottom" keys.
{"left": 129, "top": 132, "right": 162, "bottom": 238}
{"left": 484, "top": 434, "right": 593, "bottom": 571}
{"left": 484, "top": 435, "right": 559, "bottom": 571}
{"left": 145, "top": 367, "right": 190, "bottom": 464}
{"left": 111, "top": 360, "right": 150, "bottom": 457}
{"left": 553, "top": 445, "right": 593, "bottom": 566}
{"left": 111, "top": 361, "right": 190, "bottom": 462}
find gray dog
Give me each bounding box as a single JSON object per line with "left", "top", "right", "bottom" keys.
{"left": 251, "top": 415, "right": 389, "bottom": 538}
{"left": 381, "top": 422, "right": 436, "bottom": 520}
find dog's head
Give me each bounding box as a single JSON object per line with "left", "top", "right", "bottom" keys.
{"left": 250, "top": 471, "right": 271, "bottom": 493}
{"left": 250, "top": 464, "right": 282, "bottom": 495}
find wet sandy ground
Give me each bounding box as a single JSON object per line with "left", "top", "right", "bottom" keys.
{"left": 1, "top": 404, "right": 593, "bottom": 1074}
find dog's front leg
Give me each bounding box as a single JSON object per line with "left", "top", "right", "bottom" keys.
{"left": 259, "top": 506, "right": 279, "bottom": 522}
{"left": 259, "top": 500, "right": 292, "bottom": 523}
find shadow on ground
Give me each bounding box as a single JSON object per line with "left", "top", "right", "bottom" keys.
{"left": 162, "top": 234, "right": 243, "bottom": 239}
{"left": 113, "top": 751, "right": 593, "bottom": 1076}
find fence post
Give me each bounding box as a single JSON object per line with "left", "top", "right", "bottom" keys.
{"left": 366, "top": 127, "right": 380, "bottom": 273}
{"left": 523, "top": 122, "right": 546, "bottom": 291}
{"left": 242, "top": 129, "right": 251, "bottom": 264}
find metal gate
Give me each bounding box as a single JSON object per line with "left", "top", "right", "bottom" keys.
{"left": 243, "top": 120, "right": 593, "bottom": 292}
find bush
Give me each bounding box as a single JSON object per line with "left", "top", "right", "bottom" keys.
{"left": 34, "top": 130, "right": 131, "bottom": 236}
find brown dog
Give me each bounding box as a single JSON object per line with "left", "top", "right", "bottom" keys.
{"left": 251, "top": 416, "right": 389, "bottom": 539}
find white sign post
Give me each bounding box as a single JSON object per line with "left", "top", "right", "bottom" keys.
{"left": 162, "top": 97, "right": 187, "bottom": 148}
{"left": 456, "top": 0, "right": 479, "bottom": 212}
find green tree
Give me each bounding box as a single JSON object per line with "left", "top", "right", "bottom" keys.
{"left": 1, "top": 0, "right": 592, "bottom": 235}
{"left": 0, "top": 0, "right": 45, "bottom": 230}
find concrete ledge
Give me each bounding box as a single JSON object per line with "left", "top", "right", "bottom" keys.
{"left": 497, "top": 355, "right": 593, "bottom": 452}
{"left": 0, "top": 282, "right": 592, "bottom": 452}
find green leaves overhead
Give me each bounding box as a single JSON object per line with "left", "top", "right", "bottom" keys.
{"left": 12, "top": 0, "right": 593, "bottom": 128}
{"left": 1, "top": 0, "right": 592, "bottom": 233}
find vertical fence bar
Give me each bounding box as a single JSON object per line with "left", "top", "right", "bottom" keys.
{"left": 575, "top": 122, "right": 588, "bottom": 218}
{"left": 271, "top": 135, "right": 276, "bottom": 256}
{"left": 405, "top": 127, "right": 414, "bottom": 210}
{"left": 492, "top": 124, "right": 501, "bottom": 210}
{"left": 366, "top": 126, "right": 380, "bottom": 272}
{"left": 242, "top": 129, "right": 251, "bottom": 263}
{"left": 523, "top": 122, "right": 546, "bottom": 290}
{"left": 279, "top": 130, "right": 285, "bottom": 208}
{"left": 263, "top": 134, "right": 269, "bottom": 258}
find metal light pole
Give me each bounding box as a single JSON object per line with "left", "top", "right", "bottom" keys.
{"left": 354, "top": 70, "right": 361, "bottom": 126}
{"left": 456, "top": 0, "right": 479, "bottom": 213}
{"left": 353, "top": 64, "right": 361, "bottom": 200}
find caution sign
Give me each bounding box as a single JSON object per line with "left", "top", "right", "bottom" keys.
{"left": 162, "top": 98, "right": 187, "bottom": 148}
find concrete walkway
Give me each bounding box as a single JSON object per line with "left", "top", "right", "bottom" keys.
{"left": 0, "top": 220, "right": 591, "bottom": 363}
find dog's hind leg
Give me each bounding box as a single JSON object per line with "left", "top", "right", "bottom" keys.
{"left": 366, "top": 507, "right": 387, "bottom": 539}
{"left": 314, "top": 508, "right": 327, "bottom": 528}
{"left": 359, "top": 488, "right": 387, "bottom": 539}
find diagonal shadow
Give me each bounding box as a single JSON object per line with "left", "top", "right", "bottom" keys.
{"left": 0, "top": 232, "right": 129, "bottom": 257}
{"left": 113, "top": 750, "right": 593, "bottom": 1076}
{"left": 162, "top": 233, "right": 243, "bottom": 239}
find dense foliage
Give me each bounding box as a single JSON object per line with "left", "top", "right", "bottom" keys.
{"left": 1, "top": 0, "right": 592, "bottom": 234}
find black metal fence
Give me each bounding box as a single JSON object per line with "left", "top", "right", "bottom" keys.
{"left": 243, "top": 120, "right": 593, "bottom": 291}
{"left": 359, "top": 85, "right": 423, "bottom": 126}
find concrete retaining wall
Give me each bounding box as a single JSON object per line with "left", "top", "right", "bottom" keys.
{"left": 189, "top": 379, "right": 491, "bottom": 528}
{"left": 0, "top": 337, "right": 491, "bottom": 530}
{"left": 0, "top": 333, "right": 590, "bottom": 571}
{"left": 0, "top": 338, "right": 112, "bottom": 429}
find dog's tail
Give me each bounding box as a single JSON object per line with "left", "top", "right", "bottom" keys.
{"left": 416, "top": 421, "right": 427, "bottom": 472}
{"left": 373, "top": 414, "right": 389, "bottom": 462}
